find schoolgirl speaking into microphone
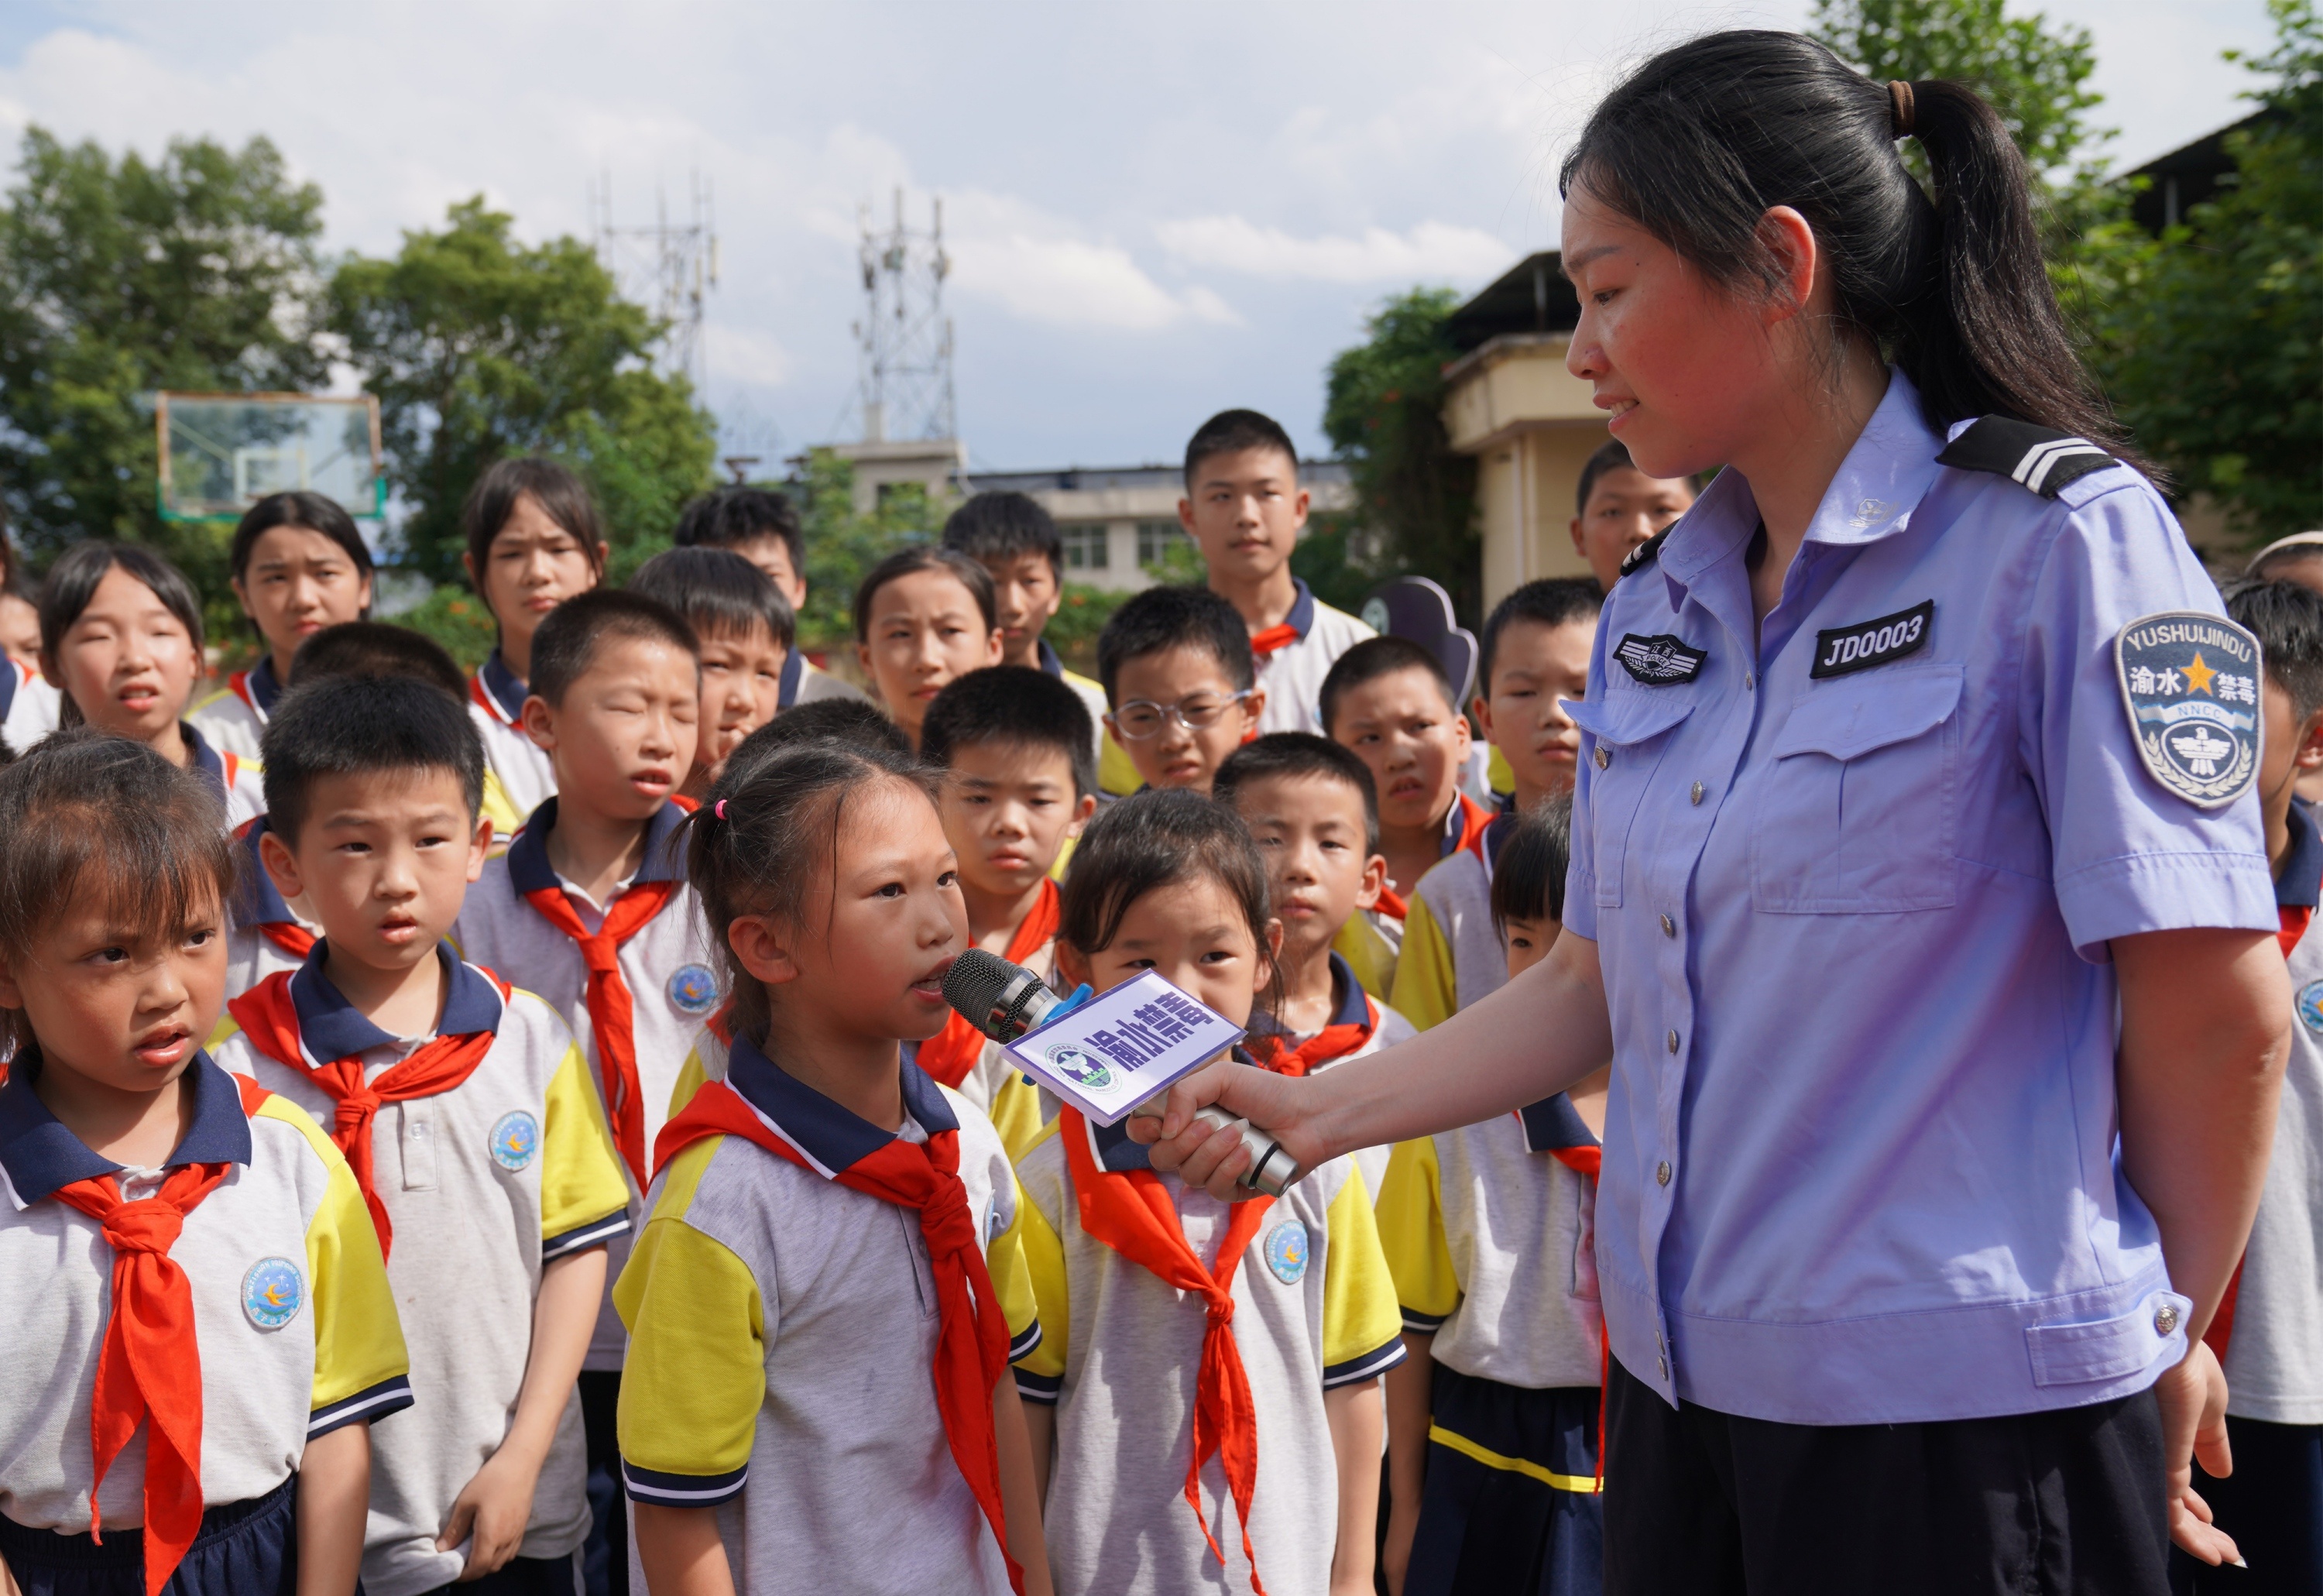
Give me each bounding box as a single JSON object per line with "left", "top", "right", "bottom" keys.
{"left": 1132, "top": 29, "right": 2290, "bottom": 1595}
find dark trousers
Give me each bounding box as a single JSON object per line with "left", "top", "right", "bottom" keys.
{"left": 1602, "top": 1354, "right": 2171, "bottom": 1595}
{"left": 2170, "top": 1414, "right": 2323, "bottom": 1595}
{"left": 0, "top": 1475, "right": 298, "bottom": 1596}
{"left": 1405, "top": 1367, "right": 1603, "bottom": 1596}
{"left": 418, "top": 1554, "right": 576, "bottom": 1594}
{"left": 578, "top": 1370, "right": 628, "bottom": 1596}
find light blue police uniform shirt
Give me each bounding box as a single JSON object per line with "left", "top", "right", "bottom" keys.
{"left": 1564, "top": 370, "right": 2275, "bottom": 1426}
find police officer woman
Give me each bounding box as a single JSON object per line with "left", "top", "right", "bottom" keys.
{"left": 1133, "top": 31, "right": 2290, "bottom": 1594}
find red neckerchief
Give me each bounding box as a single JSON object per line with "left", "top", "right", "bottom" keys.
{"left": 229, "top": 670, "right": 260, "bottom": 716}
{"left": 1059, "top": 1106, "right": 1277, "bottom": 1593}
{"left": 1448, "top": 794, "right": 1494, "bottom": 860}
{"left": 262, "top": 923, "right": 317, "bottom": 960}
{"left": 1372, "top": 889, "right": 1409, "bottom": 924}
{"left": 468, "top": 671, "right": 516, "bottom": 726}
{"left": 520, "top": 877, "right": 676, "bottom": 1189}
{"left": 1247, "top": 994, "right": 1378, "bottom": 1078}
{"left": 918, "top": 880, "right": 1060, "bottom": 1089}
{"left": 2280, "top": 904, "right": 2312, "bottom": 959}
{"left": 654, "top": 1079, "right": 1024, "bottom": 1594}
{"left": 1248, "top": 623, "right": 1299, "bottom": 660}
{"left": 48, "top": 1073, "right": 271, "bottom": 1596}
{"left": 227, "top": 969, "right": 508, "bottom": 1258}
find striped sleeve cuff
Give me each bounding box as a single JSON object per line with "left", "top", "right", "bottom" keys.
{"left": 543, "top": 1207, "right": 632, "bottom": 1262}
{"left": 1401, "top": 1306, "right": 1449, "bottom": 1335}
{"left": 1323, "top": 1335, "right": 1408, "bottom": 1389}
{"left": 1014, "top": 1368, "right": 1062, "bottom": 1406}
{"left": 622, "top": 1459, "right": 747, "bottom": 1508}
{"left": 1007, "top": 1320, "right": 1044, "bottom": 1364}
{"left": 309, "top": 1375, "right": 414, "bottom": 1438}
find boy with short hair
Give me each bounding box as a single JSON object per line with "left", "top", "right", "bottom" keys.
{"left": 2181, "top": 578, "right": 2323, "bottom": 1592}
{"left": 1319, "top": 637, "right": 1497, "bottom": 1001}
{"left": 945, "top": 490, "right": 1139, "bottom": 797}
{"left": 1094, "top": 585, "right": 1265, "bottom": 797}
{"left": 1566, "top": 438, "right": 1697, "bottom": 592}
{"left": 1393, "top": 578, "right": 1601, "bottom": 1031}
{"left": 216, "top": 674, "right": 631, "bottom": 1595}
{"left": 627, "top": 546, "right": 795, "bottom": 802}
{"left": 1377, "top": 796, "right": 1608, "bottom": 1596}
{"left": 1179, "top": 409, "right": 1374, "bottom": 734}
{"left": 450, "top": 589, "right": 719, "bottom": 1594}
{"left": 916, "top": 666, "right": 1097, "bottom": 1155}
{"left": 1215, "top": 732, "right": 1416, "bottom": 1195}
{"left": 674, "top": 486, "right": 863, "bottom": 709}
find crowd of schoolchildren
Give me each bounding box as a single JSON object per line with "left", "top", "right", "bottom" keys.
{"left": 0, "top": 401, "right": 2316, "bottom": 1596}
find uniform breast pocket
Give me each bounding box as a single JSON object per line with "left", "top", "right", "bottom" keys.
{"left": 1568, "top": 694, "right": 1695, "bottom": 910}
{"left": 1751, "top": 664, "right": 1963, "bottom": 914}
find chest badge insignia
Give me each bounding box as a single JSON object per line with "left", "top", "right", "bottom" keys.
{"left": 242, "top": 1256, "right": 305, "bottom": 1330}
{"left": 1263, "top": 1219, "right": 1310, "bottom": 1285}
{"left": 667, "top": 963, "right": 719, "bottom": 1017}
{"left": 2298, "top": 980, "right": 2323, "bottom": 1035}
{"left": 1614, "top": 633, "right": 1707, "bottom": 685}
{"left": 2115, "top": 613, "right": 2260, "bottom": 808}
{"left": 1810, "top": 599, "right": 1935, "bottom": 678}
{"left": 489, "top": 1110, "right": 540, "bottom": 1172}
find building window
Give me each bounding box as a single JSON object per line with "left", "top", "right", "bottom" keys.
{"left": 1137, "top": 520, "right": 1192, "bottom": 568}
{"left": 1060, "top": 523, "right": 1110, "bottom": 570}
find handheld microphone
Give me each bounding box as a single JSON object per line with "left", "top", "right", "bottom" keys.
{"left": 941, "top": 948, "right": 1303, "bottom": 1196}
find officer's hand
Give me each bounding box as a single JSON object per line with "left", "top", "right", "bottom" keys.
{"left": 1125, "top": 1060, "right": 1328, "bottom": 1200}
{"left": 2154, "top": 1339, "right": 2242, "bottom": 1567}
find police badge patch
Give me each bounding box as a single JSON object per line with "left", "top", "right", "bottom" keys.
{"left": 1614, "top": 633, "right": 1707, "bottom": 685}
{"left": 2115, "top": 612, "right": 2261, "bottom": 808}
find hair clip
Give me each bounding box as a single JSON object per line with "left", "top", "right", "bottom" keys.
{"left": 1889, "top": 80, "right": 1916, "bottom": 140}
{"left": 715, "top": 800, "right": 728, "bottom": 819}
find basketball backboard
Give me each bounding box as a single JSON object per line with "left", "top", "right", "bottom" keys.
{"left": 156, "top": 392, "right": 385, "bottom": 522}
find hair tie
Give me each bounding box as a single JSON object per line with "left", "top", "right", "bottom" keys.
{"left": 1889, "top": 80, "right": 1916, "bottom": 140}
{"left": 714, "top": 799, "right": 728, "bottom": 819}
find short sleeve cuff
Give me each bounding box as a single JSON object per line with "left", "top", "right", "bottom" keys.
{"left": 309, "top": 1375, "right": 413, "bottom": 1438}
{"left": 622, "top": 1459, "right": 747, "bottom": 1508}
{"left": 2054, "top": 849, "right": 2277, "bottom": 961}
{"left": 1007, "top": 1320, "right": 1044, "bottom": 1363}
{"left": 1400, "top": 1307, "right": 1449, "bottom": 1335}
{"left": 1014, "top": 1368, "right": 1062, "bottom": 1406}
{"left": 1323, "top": 1336, "right": 1407, "bottom": 1388}
{"left": 544, "top": 1207, "right": 632, "bottom": 1262}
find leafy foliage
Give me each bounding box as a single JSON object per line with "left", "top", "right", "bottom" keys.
{"left": 783, "top": 450, "right": 949, "bottom": 645}
{"left": 389, "top": 584, "right": 500, "bottom": 674}
{"left": 1322, "top": 288, "right": 1480, "bottom": 623}
{"left": 328, "top": 197, "right": 716, "bottom": 583}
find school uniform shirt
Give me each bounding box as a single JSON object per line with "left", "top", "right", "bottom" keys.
{"left": 1012, "top": 1107, "right": 1405, "bottom": 1596}
{"left": 451, "top": 797, "right": 723, "bottom": 1372}
{"left": 935, "top": 930, "right": 1063, "bottom": 1162}
{"left": 0, "top": 655, "right": 60, "bottom": 751}
{"left": 469, "top": 651, "right": 557, "bottom": 846}
{"left": 614, "top": 1035, "right": 1039, "bottom": 1596}
{"left": 1565, "top": 369, "right": 2273, "bottom": 1425}
{"left": 222, "top": 817, "right": 318, "bottom": 1003}
{"left": 188, "top": 656, "right": 284, "bottom": 764}
{"left": 1391, "top": 805, "right": 1518, "bottom": 1032}
{"left": 1248, "top": 953, "right": 1415, "bottom": 1198}
{"left": 211, "top": 946, "right": 630, "bottom": 1596}
{"left": 2222, "top": 797, "right": 2323, "bottom": 1425}
{"left": 1251, "top": 579, "right": 1375, "bottom": 736}
{"left": 180, "top": 720, "right": 267, "bottom": 832}
{"left": 1038, "top": 639, "right": 1140, "bottom": 798}
{"left": 1338, "top": 795, "right": 1498, "bottom": 1007}
{"left": 0, "top": 1055, "right": 413, "bottom": 1535}
{"left": 776, "top": 647, "right": 867, "bottom": 710}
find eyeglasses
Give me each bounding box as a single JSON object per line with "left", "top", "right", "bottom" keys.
{"left": 1108, "top": 690, "right": 1254, "bottom": 740}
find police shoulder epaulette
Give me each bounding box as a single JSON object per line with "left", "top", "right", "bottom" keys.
{"left": 1934, "top": 416, "right": 2118, "bottom": 499}
{"left": 1618, "top": 527, "right": 1670, "bottom": 579}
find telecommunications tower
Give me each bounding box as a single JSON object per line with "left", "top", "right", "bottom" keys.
{"left": 854, "top": 189, "right": 956, "bottom": 443}
{"left": 588, "top": 170, "right": 719, "bottom": 390}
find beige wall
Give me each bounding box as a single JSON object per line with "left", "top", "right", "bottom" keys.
{"left": 1443, "top": 332, "right": 1611, "bottom": 612}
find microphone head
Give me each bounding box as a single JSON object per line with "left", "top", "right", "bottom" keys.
{"left": 942, "top": 949, "right": 1028, "bottom": 1041}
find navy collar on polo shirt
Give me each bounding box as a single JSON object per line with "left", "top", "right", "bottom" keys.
{"left": 0, "top": 1053, "right": 253, "bottom": 1205}
{"left": 1084, "top": 1045, "right": 1260, "bottom": 1174}
{"left": 1282, "top": 578, "right": 1316, "bottom": 642}
{"left": 180, "top": 719, "right": 228, "bottom": 802}
{"left": 0, "top": 659, "right": 15, "bottom": 722}
{"left": 231, "top": 815, "right": 299, "bottom": 930}
{"left": 1479, "top": 808, "right": 1518, "bottom": 879}
{"left": 245, "top": 653, "right": 285, "bottom": 716}
{"left": 505, "top": 796, "right": 689, "bottom": 898}
{"left": 289, "top": 941, "right": 505, "bottom": 1061}
{"left": 722, "top": 1030, "right": 959, "bottom": 1177}
{"left": 477, "top": 650, "right": 528, "bottom": 722}
{"left": 1247, "top": 952, "right": 1368, "bottom": 1046}
{"left": 1037, "top": 639, "right": 1066, "bottom": 678}
{"left": 777, "top": 646, "right": 805, "bottom": 710}
{"left": 1518, "top": 1091, "right": 1598, "bottom": 1154}
{"left": 2280, "top": 796, "right": 2323, "bottom": 910}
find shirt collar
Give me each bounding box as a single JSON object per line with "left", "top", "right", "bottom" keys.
{"left": 1244, "top": 953, "right": 1371, "bottom": 1045}
{"left": 777, "top": 646, "right": 805, "bottom": 710}
{"left": 231, "top": 815, "right": 299, "bottom": 928}
{"left": 505, "top": 796, "right": 689, "bottom": 898}
{"left": 244, "top": 654, "right": 284, "bottom": 716}
{"left": 0, "top": 659, "right": 16, "bottom": 722}
{"left": 0, "top": 1052, "right": 253, "bottom": 1206}
{"left": 1656, "top": 369, "right": 1942, "bottom": 600}
{"left": 477, "top": 650, "right": 528, "bottom": 723}
{"left": 1517, "top": 1092, "right": 1599, "bottom": 1154}
{"left": 1037, "top": 638, "right": 1065, "bottom": 678}
{"left": 722, "top": 1030, "right": 958, "bottom": 1176}
{"left": 288, "top": 940, "right": 503, "bottom": 1060}
{"left": 181, "top": 720, "right": 228, "bottom": 801}
{"left": 2280, "top": 798, "right": 2323, "bottom": 910}
{"left": 1284, "top": 578, "right": 1316, "bottom": 642}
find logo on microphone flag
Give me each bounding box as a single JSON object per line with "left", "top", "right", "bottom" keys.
{"left": 1004, "top": 969, "right": 1247, "bottom": 1126}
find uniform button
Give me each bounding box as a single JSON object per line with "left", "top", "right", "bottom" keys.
{"left": 1594, "top": 745, "right": 1610, "bottom": 771}
{"left": 1666, "top": 1029, "right": 1680, "bottom": 1054}
{"left": 1660, "top": 913, "right": 1676, "bottom": 937}
{"left": 2154, "top": 1303, "right": 2181, "bottom": 1337}
{"left": 1656, "top": 1160, "right": 1672, "bottom": 1186}
{"left": 1690, "top": 782, "right": 1704, "bottom": 805}
{"left": 1745, "top": 672, "right": 1755, "bottom": 690}
{"left": 1658, "top": 1354, "right": 1669, "bottom": 1379}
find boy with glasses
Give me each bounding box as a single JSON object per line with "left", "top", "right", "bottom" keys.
{"left": 1093, "top": 585, "right": 1265, "bottom": 797}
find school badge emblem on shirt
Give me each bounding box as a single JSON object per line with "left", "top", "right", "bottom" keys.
{"left": 1263, "top": 1219, "right": 1309, "bottom": 1285}
{"left": 2298, "top": 980, "right": 2323, "bottom": 1035}
{"left": 489, "top": 1110, "right": 540, "bottom": 1171}
{"left": 667, "top": 963, "right": 719, "bottom": 1017}
{"left": 2115, "top": 613, "right": 2261, "bottom": 808}
{"left": 242, "top": 1256, "right": 305, "bottom": 1330}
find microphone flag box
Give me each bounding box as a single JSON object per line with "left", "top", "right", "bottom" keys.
{"left": 1004, "top": 970, "right": 1246, "bottom": 1127}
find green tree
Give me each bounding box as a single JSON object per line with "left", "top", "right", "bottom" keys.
{"left": 0, "top": 128, "right": 327, "bottom": 606}
{"left": 2081, "top": 0, "right": 2323, "bottom": 539}
{"left": 1322, "top": 287, "right": 1480, "bottom": 623}
{"left": 330, "top": 197, "right": 715, "bottom": 583}
{"left": 784, "top": 451, "right": 949, "bottom": 645}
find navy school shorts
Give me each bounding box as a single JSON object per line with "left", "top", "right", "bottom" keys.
{"left": 0, "top": 1474, "right": 297, "bottom": 1596}
{"left": 1406, "top": 1364, "right": 1604, "bottom": 1596}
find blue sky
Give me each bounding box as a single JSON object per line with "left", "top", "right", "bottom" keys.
{"left": 0, "top": 0, "right": 2280, "bottom": 476}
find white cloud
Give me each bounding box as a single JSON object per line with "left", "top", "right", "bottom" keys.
{"left": 942, "top": 191, "right": 1239, "bottom": 331}
{"left": 1155, "top": 215, "right": 1514, "bottom": 283}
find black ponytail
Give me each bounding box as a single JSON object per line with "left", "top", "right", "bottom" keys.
{"left": 1562, "top": 31, "right": 2138, "bottom": 469}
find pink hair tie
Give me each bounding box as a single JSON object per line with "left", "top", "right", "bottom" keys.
{"left": 715, "top": 800, "right": 728, "bottom": 819}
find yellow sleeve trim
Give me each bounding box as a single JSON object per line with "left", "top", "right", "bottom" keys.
{"left": 986, "top": 1073, "right": 1050, "bottom": 1165}
{"left": 668, "top": 1048, "right": 709, "bottom": 1122}
{"left": 479, "top": 768, "right": 520, "bottom": 856}
{"left": 1331, "top": 914, "right": 1398, "bottom": 1007}
{"left": 987, "top": 1177, "right": 1041, "bottom": 1347}
{"left": 1374, "top": 1137, "right": 1459, "bottom": 1322}
{"left": 1013, "top": 1176, "right": 1069, "bottom": 1380}
{"left": 541, "top": 1037, "right": 633, "bottom": 1238}
{"left": 614, "top": 1138, "right": 767, "bottom": 1481}
{"left": 1391, "top": 895, "right": 1458, "bottom": 1032}
{"left": 1320, "top": 1162, "right": 1406, "bottom": 1372}
{"left": 256, "top": 1097, "right": 411, "bottom": 1409}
